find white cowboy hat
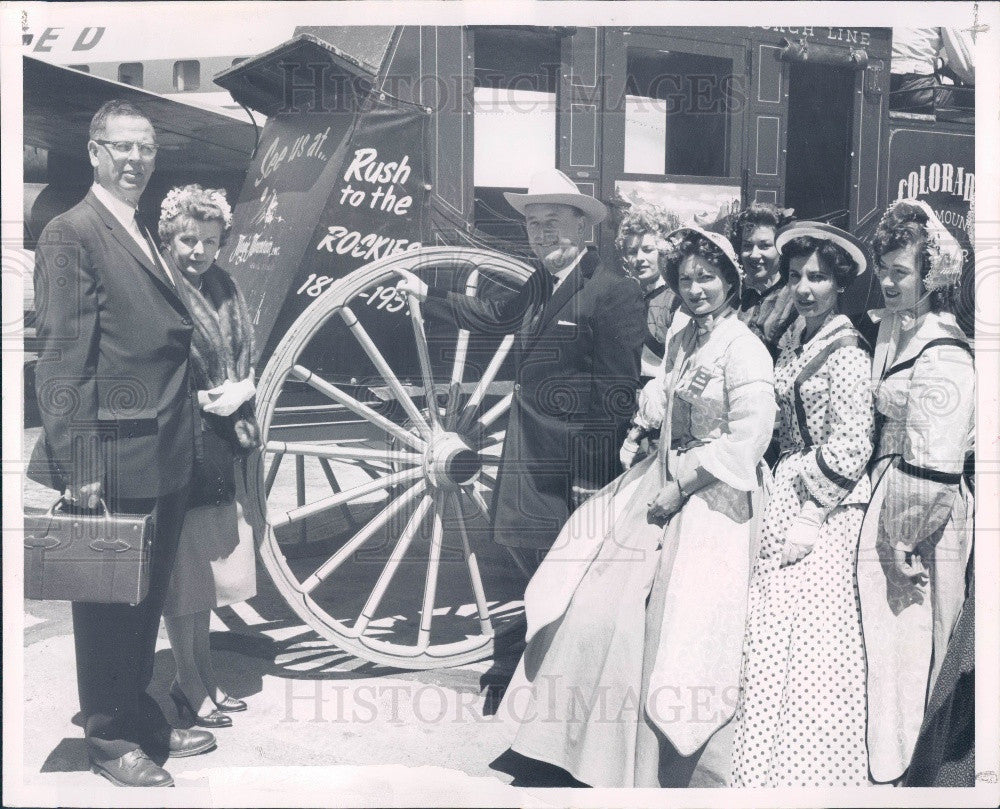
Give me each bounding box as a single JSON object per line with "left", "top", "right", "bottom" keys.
{"left": 504, "top": 168, "right": 608, "bottom": 224}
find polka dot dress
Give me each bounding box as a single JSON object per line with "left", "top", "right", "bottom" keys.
{"left": 731, "top": 317, "right": 871, "bottom": 787}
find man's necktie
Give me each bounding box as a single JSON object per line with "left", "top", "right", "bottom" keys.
{"left": 136, "top": 219, "right": 177, "bottom": 288}
{"left": 526, "top": 270, "right": 554, "bottom": 333}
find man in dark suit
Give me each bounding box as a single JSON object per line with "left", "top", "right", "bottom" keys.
{"left": 27, "top": 100, "right": 214, "bottom": 787}
{"left": 401, "top": 169, "right": 645, "bottom": 571}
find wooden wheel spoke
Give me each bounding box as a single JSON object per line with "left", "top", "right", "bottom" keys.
{"left": 416, "top": 497, "right": 447, "bottom": 649}
{"left": 477, "top": 393, "right": 511, "bottom": 431}
{"left": 354, "top": 495, "right": 434, "bottom": 635}
{"left": 449, "top": 494, "right": 493, "bottom": 633}
{"left": 406, "top": 294, "right": 441, "bottom": 429}
{"left": 276, "top": 466, "right": 424, "bottom": 528}
{"left": 289, "top": 364, "right": 425, "bottom": 452}
{"left": 265, "top": 440, "right": 421, "bottom": 465}
{"left": 443, "top": 336, "right": 469, "bottom": 430}
{"left": 264, "top": 451, "right": 284, "bottom": 496}
{"left": 301, "top": 482, "right": 426, "bottom": 594}
{"left": 339, "top": 305, "right": 430, "bottom": 438}
{"left": 463, "top": 486, "right": 492, "bottom": 521}
{"left": 456, "top": 334, "right": 514, "bottom": 432}
{"left": 443, "top": 270, "right": 481, "bottom": 429}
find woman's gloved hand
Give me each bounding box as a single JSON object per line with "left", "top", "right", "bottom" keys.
{"left": 619, "top": 426, "right": 648, "bottom": 469}
{"left": 198, "top": 377, "right": 256, "bottom": 417}
{"left": 780, "top": 500, "right": 825, "bottom": 567}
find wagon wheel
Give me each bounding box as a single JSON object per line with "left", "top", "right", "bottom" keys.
{"left": 245, "top": 247, "right": 535, "bottom": 669}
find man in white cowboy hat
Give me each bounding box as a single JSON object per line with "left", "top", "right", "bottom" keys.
{"left": 400, "top": 168, "right": 645, "bottom": 571}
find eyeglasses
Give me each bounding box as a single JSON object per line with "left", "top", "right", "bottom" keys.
{"left": 94, "top": 139, "right": 158, "bottom": 158}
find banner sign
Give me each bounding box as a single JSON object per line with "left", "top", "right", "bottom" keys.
{"left": 887, "top": 126, "right": 974, "bottom": 332}
{"left": 888, "top": 128, "right": 974, "bottom": 254}
{"left": 219, "top": 92, "right": 430, "bottom": 372}
{"left": 273, "top": 94, "right": 431, "bottom": 379}
{"left": 219, "top": 109, "right": 358, "bottom": 360}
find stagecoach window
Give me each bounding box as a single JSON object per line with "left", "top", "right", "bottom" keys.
{"left": 173, "top": 60, "right": 201, "bottom": 92}
{"left": 232, "top": 57, "right": 248, "bottom": 66}
{"left": 68, "top": 64, "right": 90, "bottom": 73}
{"left": 472, "top": 28, "right": 560, "bottom": 237}
{"left": 118, "top": 62, "right": 143, "bottom": 88}
{"left": 624, "top": 47, "right": 733, "bottom": 177}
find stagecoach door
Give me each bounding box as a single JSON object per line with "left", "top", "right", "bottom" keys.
{"left": 784, "top": 62, "right": 856, "bottom": 227}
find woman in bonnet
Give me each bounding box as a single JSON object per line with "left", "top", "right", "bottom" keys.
{"left": 158, "top": 185, "right": 260, "bottom": 728}
{"left": 856, "top": 199, "right": 975, "bottom": 784}
{"left": 731, "top": 222, "right": 874, "bottom": 787}
{"left": 499, "top": 226, "right": 775, "bottom": 787}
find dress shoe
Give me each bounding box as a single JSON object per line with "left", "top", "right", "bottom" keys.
{"left": 214, "top": 692, "right": 248, "bottom": 713}
{"left": 91, "top": 749, "right": 174, "bottom": 787}
{"left": 150, "top": 726, "right": 217, "bottom": 758}
{"left": 170, "top": 680, "right": 232, "bottom": 728}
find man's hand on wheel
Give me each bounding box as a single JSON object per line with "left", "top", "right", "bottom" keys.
{"left": 396, "top": 270, "right": 428, "bottom": 302}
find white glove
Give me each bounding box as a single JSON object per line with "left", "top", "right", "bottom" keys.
{"left": 780, "top": 502, "right": 824, "bottom": 567}
{"left": 634, "top": 376, "right": 666, "bottom": 431}
{"left": 620, "top": 436, "right": 642, "bottom": 469}
{"left": 199, "top": 377, "right": 256, "bottom": 417}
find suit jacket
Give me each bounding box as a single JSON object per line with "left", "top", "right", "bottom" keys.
{"left": 423, "top": 247, "right": 645, "bottom": 549}
{"left": 27, "top": 190, "right": 196, "bottom": 500}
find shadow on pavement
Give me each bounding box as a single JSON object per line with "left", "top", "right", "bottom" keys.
{"left": 40, "top": 738, "right": 89, "bottom": 773}
{"left": 488, "top": 748, "right": 588, "bottom": 788}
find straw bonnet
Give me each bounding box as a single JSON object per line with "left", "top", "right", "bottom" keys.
{"left": 775, "top": 221, "right": 869, "bottom": 275}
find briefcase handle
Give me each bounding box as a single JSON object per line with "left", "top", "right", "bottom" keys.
{"left": 51, "top": 496, "right": 111, "bottom": 517}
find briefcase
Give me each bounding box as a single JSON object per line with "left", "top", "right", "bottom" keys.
{"left": 24, "top": 498, "right": 153, "bottom": 605}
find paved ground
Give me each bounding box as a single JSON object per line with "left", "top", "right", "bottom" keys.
{"left": 12, "top": 427, "right": 601, "bottom": 806}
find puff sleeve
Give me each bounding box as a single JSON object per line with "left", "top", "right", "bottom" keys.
{"left": 675, "top": 333, "right": 776, "bottom": 491}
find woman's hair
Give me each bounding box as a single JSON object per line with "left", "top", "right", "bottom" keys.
{"left": 779, "top": 236, "right": 857, "bottom": 292}
{"left": 871, "top": 201, "right": 954, "bottom": 312}
{"left": 614, "top": 204, "right": 681, "bottom": 255}
{"left": 729, "top": 202, "right": 792, "bottom": 251}
{"left": 157, "top": 184, "right": 233, "bottom": 246}
{"left": 662, "top": 230, "right": 741, "bottom": 300}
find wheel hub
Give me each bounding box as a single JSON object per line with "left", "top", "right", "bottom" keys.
{"left": 424, "top": 431, "right": 481, "bottom": 489}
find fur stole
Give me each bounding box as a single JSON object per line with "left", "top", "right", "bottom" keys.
{"left": 170, "top": 259, "right": 260, "bottom": 452}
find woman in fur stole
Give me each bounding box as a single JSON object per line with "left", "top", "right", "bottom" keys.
{"left": 158, "top": 185, "right": 260, "bottom": 728}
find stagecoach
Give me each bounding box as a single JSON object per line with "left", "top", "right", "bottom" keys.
{"left": 22, "top": 24, "right": 974, "bottom": 670}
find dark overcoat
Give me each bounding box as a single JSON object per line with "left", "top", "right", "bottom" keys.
{"left": 423, "top": 247, "right": 645, "bottom": 549}
{"left": 26, "top": 187, "right": 198, "bottom": 760}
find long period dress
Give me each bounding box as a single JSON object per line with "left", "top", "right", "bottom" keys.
{"left": 499, "top": 309, "right": 776, "bottom": 787}
{"left": 731, "top": 312, "right": 873, "bottom": 786}
{"left": 856, "top": 309, "right": 974, "bottom": 784}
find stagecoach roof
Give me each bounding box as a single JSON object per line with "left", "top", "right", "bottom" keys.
{"left": 23, "top": 56, "right": 256, "bottom": 175}
{"left": 214, "top": 34, "right": 378, "bottom": 118}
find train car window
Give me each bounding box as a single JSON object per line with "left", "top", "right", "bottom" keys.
{"left": 624, "top": 46, "right": 733, "bottom": 177}
{"left": 472, "top": 28, "right": 560, "bottom": 239}
{"left": 67, "top": 64, "right": 90, "bottom": 73}
{"left": 173, "top": 60, "right": 201, "bottom": 92}
{"left": 118, "top": 62, "right": 143, "bottom": 87}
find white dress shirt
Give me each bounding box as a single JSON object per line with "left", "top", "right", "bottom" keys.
{"left": 91, "top": 183, "right": 156, "bottom": 265}
{"left": 550, "top": 248, "right": 585, "bottom": 292}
